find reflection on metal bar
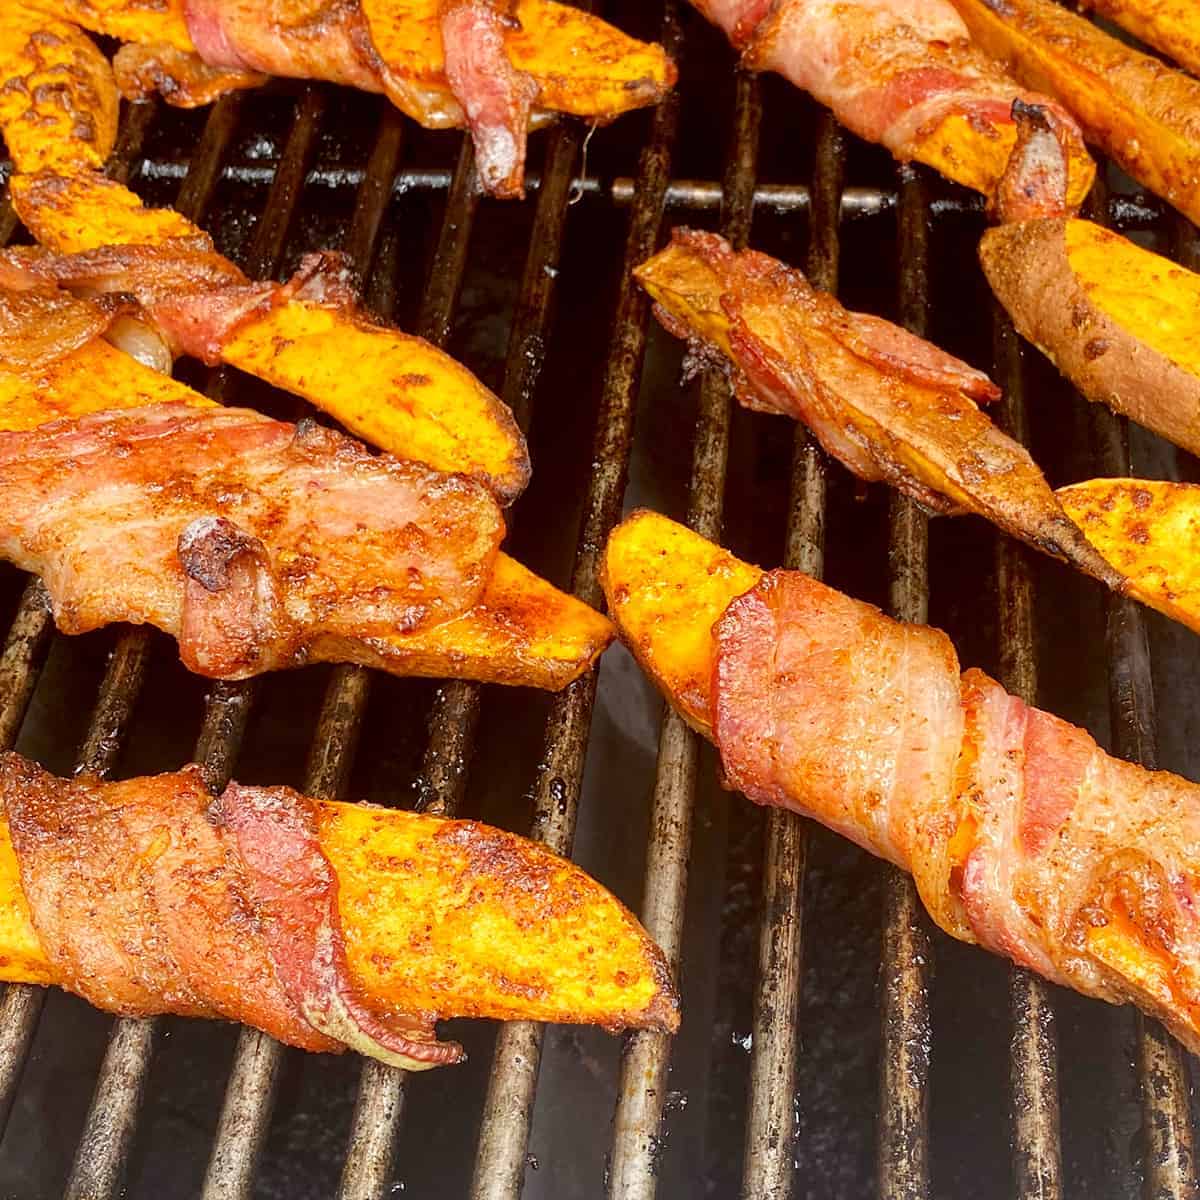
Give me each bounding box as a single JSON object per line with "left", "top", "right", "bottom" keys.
{"left": 741, "top": 107, "right": 840, "bottom": 1200}
{"left": 1088, "top": 201, "right": 1197, "bottom": 1200}
{"left": 992, "top": 306, "right": 1063, "bottom": 1200}
{"left": 451, "top": 119, "right": 586, "bottom": 1200}
{"left": 877, "top": 166, "right": 933, "bottom": 1200}
{"left": 64, "top": 86, "right": 330, "bottom": 1200}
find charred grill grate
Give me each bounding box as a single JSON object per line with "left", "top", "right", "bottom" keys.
{"left": 0, "top": 1, "right": 1198, "bottom": 1197}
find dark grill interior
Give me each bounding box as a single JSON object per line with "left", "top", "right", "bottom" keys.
{"left": 1, "top": 2, "right": 1199, "bottom": 1197}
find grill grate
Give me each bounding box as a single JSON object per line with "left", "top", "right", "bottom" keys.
{"left": 1, "top": 2, "right": 1199, "bottom": 1197}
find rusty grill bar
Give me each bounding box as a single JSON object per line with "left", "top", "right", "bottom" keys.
{"left": 1, "top": 2, "right": 1199, "bottom": 1198}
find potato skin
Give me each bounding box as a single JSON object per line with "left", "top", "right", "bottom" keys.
{"left": 980, "top": 217, "right": 1200, "bottom": 458}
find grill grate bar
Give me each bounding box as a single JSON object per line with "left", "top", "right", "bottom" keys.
{"left": 196, "top": 92, "right": 413, "bottom": 1200}
{"left": 1088, "top": 200, "right": 1197, "bottom": 1200}
{"left": 0, "top": 92, "right": 178, "bottom": 1143}
{"left": 992, "top": 304, "right": 1064, "bottom": 1199}
{"left": 469, "top": 19, "right": 684, "bottom": 1196}
{"left": 877, "top": 166, "right": 934, "bottom": 1200}
{"left": 63, "top": 84, "right": 331, "bottom": 1200}
{"left": 740, "top": 104, "right": 837, "bottom": 1200}
{"left": 339, "top": 109, "right": 584, "bottom": 1200}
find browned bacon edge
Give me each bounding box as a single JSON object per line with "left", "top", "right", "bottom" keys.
{"left": 179, "top": 0, "right": 540, "bottom": 197}
{"left": 0, "top": 752, "right": 461, "bottom": 1068}
{"left": 708, "top": 569, "right": 1200, "bottom": 1051}
{"left": 0, "top": 241, "right": 357, "bottom": 366}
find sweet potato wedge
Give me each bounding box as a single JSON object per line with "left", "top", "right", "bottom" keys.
{"left": 0, "top": 336, "right": 216, "bottom": 427}
{"left": 949, "top": 0, "right": 1200, "bottom": 224}
{"left": 220, "top": 299, "right": 531, "bottom": 504}
{"left": 0, "top": 791, "right": 678, "bottom": 1032}
{"left": 0, "top": 339, "right": 609, "bottom": 689}
{"left": 0, "top": 8, "right": 117, "bottom": 174}
{"left": 21, "top": 0, "right": 195, "bottom": 54}
{"left": 600, "top": 509, "right": 762, "bottom": 738}
{"left": 317, "top": 552, "right": 614, "bottom": 690}
{"left": 362, "top": 0, "right": 676, "bottom": 127}
{"left": 10, "top": 170, "right": 208, "bottom": 255}
{"left": 981, "top": 217, "right": 1200, "bottom": 458}
{"left": 1081, "top": 0, "right": 1200, "bottom": 81}
{"left": 1057, "top": 479, "right": 1200, "bottom": 635}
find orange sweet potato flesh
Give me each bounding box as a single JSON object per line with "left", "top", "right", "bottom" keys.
{"left": 0, "top": 339, "right": 611, "bottom": 689}
{"left": 600, "top": 509, "right": 762, "bottom": 739}
{"left": 950, "top": 0, "right": 1200, "bottom": 225}
{"left": 0, "top": 8, "right": 118, "bottom": 174}
{"left": 362, "top": 0, "right": 677, "bottom": 127}
{"left": 1057, "top": 479, "right": 1200, "bottom": 636}
{"left": 21, "top": 0, "right": 195, "bottom": 54}
{"left": 0, "top": 794, "right": 677, "bottom": 1032}
{"left": 220, "top": 300, "right": 531, "bottom": 505}
{"left": 1083, "top": 0, "right": 1200, "bottom": 80}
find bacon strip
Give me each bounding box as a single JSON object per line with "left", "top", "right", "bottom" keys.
{"left": 440, "top": 1, "right": 539, "bottom": 199}
{"left": 0, "top": 753, "right": 464, "bottom": 1063}
{"left": 689, "top": 0, "right": 1090, "bottom": 203}
{"left": 0, "top": 402, "right": 504, "bottom": 678}
{"left": 220, "top": 784, "right": 462, "bottom": 1068}
{"left": 709, "top": 570, "right": 1200, "bottom": 1050}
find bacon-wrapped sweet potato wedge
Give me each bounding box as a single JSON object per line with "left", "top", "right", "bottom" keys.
{"left": 603, "top": 509, "right": 1200, "bottom": 1052}
{"left": 0, "top": 753, "right": 677, "bottom": 1066}
{"left": 636, "top": 228, "right": 1122, "bottom": 590}
{"left": 980, "top": 103, "right": 1200, "bottom": 462}
{"left": 0, "top": 311, "right": 611, "bottom": 689}
{"left": 0, "top": 243, "right": 531, "bottom": 502}
{"left": 950, "top": 0, "right": 1200, "bottom": 225}
{"left": 17, "top": 0, "right": 676, "bottom": 199}
{"left": 686, "top": 0, "right": 1094, "bottom": 208}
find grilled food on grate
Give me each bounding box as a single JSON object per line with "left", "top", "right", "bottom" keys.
{"left": 11, "top": 0, "right": 676, "bottom": 199}
{"left": 0, "top": 752, "right": 678, "bottom": 1068}
{"left": 0, "top": 240, "right": 533, "bottom": 502}
{"left": 603, "top": 510, "right": 1200, "bottom": 1055}
{"left": 950, "top": 0, "right": 1200, "bottom": 226}
{"left": 0, "top": 396, "right": 611, "bottom": 688}
{"left": 636, "top": 228, "right": 1125, "bottom": 591}
{"left": 685, "top": 0, "right": 1095, "bottom": 208}
{"left": 1077, "top": 0, "right": 1200, "bottom": 80}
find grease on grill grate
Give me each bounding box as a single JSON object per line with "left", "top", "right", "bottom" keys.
{"left": 1, "top": 2, "right": 1199, "bottom": 1199}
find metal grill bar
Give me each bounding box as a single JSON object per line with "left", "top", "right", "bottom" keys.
{"left": 0, "top": 93, "right": 192, "bottom": 1143}
{"left": 338, "top": 107, "right": 585, "bottom": 1200}
{"left": 741, "top": 107, "right": 841, "bottom": 1200}
{"left": 466, "top": 16, "right": 682, "bottom": 1198}
{"left": 60, "top": 83, "right": 331, "bottom": 1200}
{"left": 877, "top": 166, "right": 933, "bottom": 1200}
{"left": 195, "top": 90, "right": 410, "bottom": 1200}
{"left": 991, "top": 305, "right": 1064, "bottom": 1200}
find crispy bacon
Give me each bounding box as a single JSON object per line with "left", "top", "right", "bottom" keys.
{"left": 638, "top": 230, "right": 1124, "bottom": 590}
{"left": 220, "top": 784, "right": 462, "bottom": 1067}
{"left": 0, "top": 284, "right": 126, "bottom": 373}
{"left": 182, "top": 0, "right": 383, "bottom": 92}
{"left": 710, "top": 570, "right": 1200, "bottom": 1050}
{"left": 113, "top": 41, "right": 267, "bottom": 107}
{"left": 689, "top": 0, "right": 1088, "bottom": 199}
{"left": 0, "top": 402, "right": 504, "bottom": 678}
{"left": 0, "top": 242, "right": 356, "bottom": 365}
{"left": 0, "top": 753, "right": 462, "bottom": 1064}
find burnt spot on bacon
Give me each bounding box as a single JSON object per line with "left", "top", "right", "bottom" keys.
{"left": 219, "top": 783, "right": 464, "bottom": 1069}
{"left": 994, "top": 98, "right": 1072, "bottom": 223}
